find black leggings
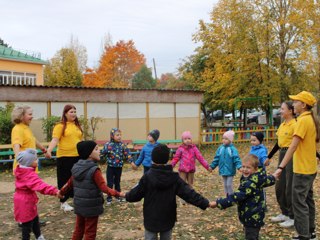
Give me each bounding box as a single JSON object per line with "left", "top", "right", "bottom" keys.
{"left": 21, "top": 215, "right": 41, "bottom": 240}
{"left": 57, "top": 156, "right": 79, "bottom": 203}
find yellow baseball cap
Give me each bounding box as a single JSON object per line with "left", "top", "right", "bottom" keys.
{"left": 289, "top": 91, "right": 317, "bottom": 106}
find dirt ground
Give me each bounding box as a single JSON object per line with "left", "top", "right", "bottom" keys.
{"left": 1, "top": 144, "right": 320, "bottom": 240}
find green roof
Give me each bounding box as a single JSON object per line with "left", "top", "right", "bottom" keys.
{"left": 0, "top": 45, "right": 48, "bottom": 65}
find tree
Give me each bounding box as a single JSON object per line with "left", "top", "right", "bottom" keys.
{"left": 132, "top": 65, "right": 156, "bottom": 88}
{"left": 180, "top": 0, "right": 318, "bottom": 120}
{"left": 68, "top": 35, "right": 88, "bottom": 73}
{"left": 157, "top": 73, "right": 190, "bottom": 89}
{"left": 83, "top": 40, "right": 145, "bottom": 88}
{"left": 44, "top": 48, "right": 83, "bottom": 86}
{"left": 0, "top": 38, "right": 9, "bottom": 47}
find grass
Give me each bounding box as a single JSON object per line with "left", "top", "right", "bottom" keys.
{"left": 0, "top": 143, "right": 319, "bottom": 239}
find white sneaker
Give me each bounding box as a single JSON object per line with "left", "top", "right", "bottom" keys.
{"left": 279, "top": 218, "right": 294, "bottom": 228}
{"left": 37, "top": 235, "right": 46, "bottom": 240}
{"left": 270, "top": 214, "right": 289, "bottom": 222}
{"left": 60, "top": 202, "right": 73, "bottom": 212}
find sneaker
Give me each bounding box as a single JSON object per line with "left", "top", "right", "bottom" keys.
{"left": 270, "top": 214, "right": 289, "bottom": 223}
{"left": 292, "top": 234, "right": 313, "bottom": 240}
{"left": 37, "top": 235, "right": 46, "bottom": 240}
{"left": 279, "top": 218, "right": 294, "bottom": 228}
{"left": 117, "top": 197, "right": 126, "bottom": 203}
{"left": 106, "top": 200, "right": 112, "bottom": 206}
{"left": 310, "top": 232, "right": 317, "bottom": 240}
{"left": 60, "top": 202, "right": 73, "bottom": 212}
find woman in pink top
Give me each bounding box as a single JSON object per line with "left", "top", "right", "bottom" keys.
{"left": 14, "top": 149, "right": 60, "bottom": 240}
{"left": 171, "top": 131, "right": 211, "bottom": 187}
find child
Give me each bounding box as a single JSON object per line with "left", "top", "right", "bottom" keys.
{"left": 120, "top": 144, "right": 214, "bottom": 240}
{"left": 14, "top": 149, "right": 60, "bottom": 240}
{"left": 59, "top": 141, "right": 120, "bottom": 239}
{"left": 211, "top": 154, "right": 276, "bottom": 240}
{"left": 249, "top": 132, "right": 268, "bottom": 169}
{"left": 101, "top": 128, "right": 132, "bottom": 204}
{"left": 132, "top": 129, "right": 160, "bottom": 173}
{"left": 171, "top": 131, "right": 211, "bottom": 187}
{"left": 209, "top": 130, "right": 242, "bottom": 196}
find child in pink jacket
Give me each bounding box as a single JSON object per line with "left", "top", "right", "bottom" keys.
{"left": 171, "top": 131, "right": 211, "bottom": 187}
{"left": 14, "top": 149, "right": 60, "bottom": 240}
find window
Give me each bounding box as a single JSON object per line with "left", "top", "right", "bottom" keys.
{"left": 0, "top": 71, "right": 36, "bottom": 85}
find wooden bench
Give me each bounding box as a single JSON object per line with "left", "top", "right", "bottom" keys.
{"left": 132, "top": 139, "right": 182, "bottom": 157}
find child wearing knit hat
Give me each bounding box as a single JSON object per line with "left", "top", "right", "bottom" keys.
{"left": 171, "top": 131, "right": 211, "bottom": 188}
{"left": 209, "top": 130, "right": 242, "bottom": 195}
{"left": 59, "top": 141, "right": 121, "bottom": 239}
{"left": 132, "top": 129, "right": 160, "bottom": 174}
{"left": 14, "top": 149, "right": 60, "bottom": 240}
{"left": 249, "top": 132, "right": 268, "bottom": 169}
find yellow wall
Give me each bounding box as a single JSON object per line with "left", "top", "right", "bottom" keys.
{"left": 0, "top": 59, "right": 44, "bottom": 85}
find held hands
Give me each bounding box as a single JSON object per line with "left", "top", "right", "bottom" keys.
{"left": 56, "top": 190, "right": 64, "bottom": 199}
{"left": 208, "top": 167, "right": 213, "bottom": 173}
{"left": 209, "top": 201, "right": 217, "bottom": 208}
{"left": 264, "top": 158, "right": 271, "bottom": 166}
{"left": 119, "top": 192, "right": 126, "bottom": 198}
{"left": 272, "top": 168, "right": 282, "bottom": 180}
{"left": 45, "top": 151, "right": 52, "bottom": 159}
{"left": 131, "top": 162, "right": 138, "bottom": 170}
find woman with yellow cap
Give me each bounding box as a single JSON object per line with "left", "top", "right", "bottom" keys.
{"left": 274, "top": 91, "right": 319, "bottom": 240}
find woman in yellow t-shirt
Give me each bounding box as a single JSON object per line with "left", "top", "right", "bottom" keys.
{"left": 274, "top": 91, "right": 319, "bottom": 240}
{"left": 11, "top": 105, "right": 47, "bottom": 173}
{"left": 46, "top": 104, "right": 83, "bottom": 212}
{"left": 268, "top": 101, "right": 296, "bottom": 227}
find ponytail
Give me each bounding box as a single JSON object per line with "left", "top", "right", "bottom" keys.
{"left": 307, "top": 105, "right": 320, "bottom": 143}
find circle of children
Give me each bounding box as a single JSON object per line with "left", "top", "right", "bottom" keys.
{"left": 14, "top": 91, "right": 319, "bottom": 240}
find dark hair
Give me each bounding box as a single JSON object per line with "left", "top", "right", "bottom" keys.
{"left": 60, "top": 104, "right": 83, "bottom": 136}
{"left": 283, "top": 101, "right": 295, "bottom": 117}
{"left": 306, "top": 105, "right": 320, "bottom": 143}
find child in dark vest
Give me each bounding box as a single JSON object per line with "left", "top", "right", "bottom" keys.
{"left": 120, "top": 144, "right": 215, "bottom": 240}
{"left": 59, "top": 141, "right": 120, "bottom": 240}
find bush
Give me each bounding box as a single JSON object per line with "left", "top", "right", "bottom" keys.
{"left": 0, "top": 103, "right": 14, "bottom": 144}
{"left": 41, "top": 116, "right": 60, "bottom": 141}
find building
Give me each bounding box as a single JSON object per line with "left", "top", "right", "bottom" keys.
{"left": 0, "top": 45, "right": 47, "bottom": 86}
{"left": 0, "top": 85, "right": 203, "bottom": 143}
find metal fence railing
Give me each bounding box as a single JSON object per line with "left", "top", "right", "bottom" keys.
{"left": 200, "top": 126, "right": 278, "bottom": 145}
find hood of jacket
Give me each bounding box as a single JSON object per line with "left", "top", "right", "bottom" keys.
{"left": 72, "top": 159, "right": 97, "bottom": 181}
{"left": 147, "top": 164, "right": 179, "bottom": 190}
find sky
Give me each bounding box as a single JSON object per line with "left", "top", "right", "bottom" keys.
{"left": 1, "top": 0, "right": 218, "bottom": 77}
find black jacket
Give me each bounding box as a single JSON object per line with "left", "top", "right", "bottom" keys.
{"left": 72, "top": 160, "right": 104, "bottom": 217}
{"left": 125, "top": 164, "right": 209, "bottom": 232}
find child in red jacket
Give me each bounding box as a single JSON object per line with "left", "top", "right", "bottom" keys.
{"left": 59, "top": 141, "right": 120, "bottom": 240}
{"left": 14, "top": 149, "right": 60, "bottom": 240}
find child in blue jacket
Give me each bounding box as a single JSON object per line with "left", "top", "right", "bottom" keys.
{"left": 209, "top": 130, "right": 242, "bottom": 196}
{"left": 249, "top": 132, "right": 268, "bottom": 169}
{"left": 132, "top": 129, "right": 160, "bottom": 173}
{"left": 101, "top": 128, "right": 132, "bottom": 204}
{"left": 212, "top": 154, "right": 276, "bottom": 240}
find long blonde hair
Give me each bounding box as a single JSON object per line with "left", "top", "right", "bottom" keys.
{"left": 11, "top": 105, "right": 32, "bottom": 124}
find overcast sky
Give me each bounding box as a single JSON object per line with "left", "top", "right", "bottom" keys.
{"left": 1, "top": 0, "right": 218, "bottom": 76}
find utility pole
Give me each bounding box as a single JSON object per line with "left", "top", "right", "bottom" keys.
{"left": 152, "top": 58, "right": 158, "bottom": 80}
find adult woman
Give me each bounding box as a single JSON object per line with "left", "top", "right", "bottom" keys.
{"left": 268, "top": 102, "right": 295, "bottom": 228}
{"left": 46, "top": 104, "right": 83, "bottom": 212}
{"left": 11, "top": 105, "right": 47, "bottom": 173}
{"left": 274, "top": 91, "right": 319, "bottom": 240}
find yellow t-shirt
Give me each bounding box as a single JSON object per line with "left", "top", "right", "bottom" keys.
{"left": 11, "top": 123, "right": 36, "bottom": 170}
{"left": 53, "top": 122, "right": 83, "bottom": 157}
{"left": 293, "top": 111, "right": 317, "bottom": 174}
{"left": 276, "top": 119, "right": 296, "bottom": 148}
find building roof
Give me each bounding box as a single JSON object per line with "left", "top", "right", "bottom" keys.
{"left": 0, "top": 45, "right": 48, "bottom": 65}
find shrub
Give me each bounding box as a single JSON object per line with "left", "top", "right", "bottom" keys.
{"left": 41, "top": 115, "right": 60, "bottom": 141}
{"left": 0, "top": 103, "right": 14, "bottom": 144}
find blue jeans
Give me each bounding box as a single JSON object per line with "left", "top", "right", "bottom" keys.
{"left": 145, "top": 229, "right": 172, "bottom": 240}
